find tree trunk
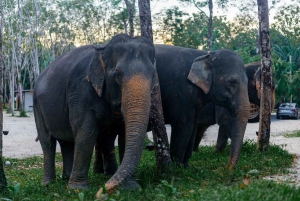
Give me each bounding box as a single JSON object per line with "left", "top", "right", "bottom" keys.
{"left": 122, "top": 11, "right": 128, "bottom": 35}
{"left": 0, "top": 0, "right": 7, "bottom": 191}
{"left": 138, "top": 0, "right": 171, "bottom": 171}
{"left": 10, "top": 54, "right": 14, "bottom": 116}
{"left": 207, "top": 0, "right": 213, "bottom": 51}
{"left": 17, "top": 0, "right": 23, "bottom": 112}
{"left": 138, "top": 0, "right": 153, "bottom": 42}
{"left": 149, "top": 76, "right": 172, "bottom": 172}
{"left": 257, "top": 0, "right": 272, "bottom": 151}
{"left": 125, "top": 0, "right": 136, "bottom": 37}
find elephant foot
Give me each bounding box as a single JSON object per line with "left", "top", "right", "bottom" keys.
{"left": 42, "top": 176, "right": 55, "bottom": 186}
{"left": 120, "top": 176, "right": 141, "bottom": 190}
{"left": 215, "top": 144, "right": 227, "bottom": 152}
{"left": 62, "top": 174, "right": 70, "bottom": 181}
{"left": 104, "top": 168, "right": 118, "bottom": 176}
{"left": 93, "top": 164, "right": 104, "bottom": 174}
{"left": 104, "top": 163, "right": 118, "bottom": 176}
{"left": 183, "top": 162, "right": 190, "bottom": 169}
{"left": 68, "top": 181, "right": 89, "bottom": 189}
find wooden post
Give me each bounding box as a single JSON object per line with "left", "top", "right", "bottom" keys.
{"left": 257, "top": 0, "right": 272, "bottom": 151}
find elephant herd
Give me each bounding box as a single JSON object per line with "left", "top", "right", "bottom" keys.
{"left": 33, "top": 34, "right": 275, "bottom": 195}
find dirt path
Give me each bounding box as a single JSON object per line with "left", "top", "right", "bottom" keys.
{"left": 3, "top": 111, "right": 300, "bottom": 185}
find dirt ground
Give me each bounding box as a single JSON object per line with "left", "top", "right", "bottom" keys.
{"left": 3, "top": 111, "right": 300, "bottom": 185}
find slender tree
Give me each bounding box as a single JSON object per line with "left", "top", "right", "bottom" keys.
{"left": 138, "top": 0, "right": 153, "bottom": 42}
{"left": 124, "top": 0, "right": 136, "bottom": 37}
{"left": 138, "top": 0, "right": 171, "bottom": 171}
{"left": 16, "top": 0, "right": 24, "bottom": 113}
{"left": 0, "top": 0, "right": 7, "bottom": 191}
{"left": 257, "top": 0, "right": 272, "bottom": 151}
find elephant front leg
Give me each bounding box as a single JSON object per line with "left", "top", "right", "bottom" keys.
{"left": 193, "top": 124, "right": 210, "bottom": 152}
{"left": 58, "top": 140, "right": 74, "bottom": 180}
{"left": 170, "top": 122, "right": 194, "bottom": 166}
{"left": 68, "top": 124, "right": 98, "bottom": 189}
{"left": 40, "top": 137, "right": 57, "bottom": 185}
{"left": 216, "top": 125, "right": 230, "bottom": 152}
{"left": 183, "top": 122, "right": 198, "bottom": 168}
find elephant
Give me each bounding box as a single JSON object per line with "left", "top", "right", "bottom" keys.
{"left": 94, "top": 44, "right": 250, "bottom": 171}
{"left": 193, "top": 62, "right": 276, "bottom": 152}
{"left": 33, "top": 34, "right": 160, "bottom": 194}
{"left": 155, "top": 44, "right": 249, "bottom": 169}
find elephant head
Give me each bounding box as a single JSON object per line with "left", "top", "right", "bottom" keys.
{"left": 88, "top": 34, "right": 156, "bottom": 194}
{"left": 245, "top": 62, "right": 276, "bottom": 121}
{"left": 188, "top": 49, "right": 249, "bottom": 169}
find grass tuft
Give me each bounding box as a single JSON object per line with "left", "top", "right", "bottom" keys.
{"left": 284, "top": 130, "right": 300, "bottom": 138}
{"left": 18, "top": 110, "right": 28, "bottom": 117}
{"left": 0, "top": 140, "right": 297, "bottom": 200}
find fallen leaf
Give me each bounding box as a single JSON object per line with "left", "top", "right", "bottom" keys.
{"left": 96, "top": 188, "right": 103, "bottom": 199}
{"left": 243, "top": 176, "right": 251, "bottom": 185}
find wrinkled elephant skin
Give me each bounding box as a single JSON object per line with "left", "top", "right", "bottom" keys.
{"left": 154, "top": 44, "right": 249, "bottom": 169}
{"left": 33, "top": 34, "right": 157, "bottom": 194}
{"left": 193, "top": 62, "right": 276, "bottom": 152}
{"left": 94, "top": 44, "right": 250, "bottom": 173}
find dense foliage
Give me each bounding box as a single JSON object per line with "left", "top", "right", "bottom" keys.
{"left": 2, "top": 0, "right": 300, "bottom": 105}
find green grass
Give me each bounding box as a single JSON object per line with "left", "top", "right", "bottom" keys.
{"left": 284, "top": 130, "right": 300, "bottom": 138}
{"left": 0, "top": 140, "right": 298, "bottom": 201}
{"left": 18, "top": 110, "right": 28, "bottom": 117}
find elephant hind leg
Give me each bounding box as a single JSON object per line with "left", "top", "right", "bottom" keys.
{"left": 40, "top": 136, "right": 57, "bottom": 185}
{"left": 34, "top": 103, "right": 57, "bottom": 185}
{"left": 93, "top": 134, "right": 118, "bottom": 176}
{"left": 216, "top": 125, "right": 230, "bottom": 152}
{"left": 102, "top": 134, "right": 118, "bottom": 176}
{"left": 93, "top": 140, "right": 104, "bottom": 174}
{"left": 58, "top": 140, "right": 74, "bottom": 180}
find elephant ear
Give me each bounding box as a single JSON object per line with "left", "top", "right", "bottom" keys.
{"left": 87, "top": 45, "right": 106, "bottom": 97}
{"left": 187, "top": 54, "right": 212, "bottom": 94}
{"left": 254, "top": 68, "right": 261, "bottom": 100}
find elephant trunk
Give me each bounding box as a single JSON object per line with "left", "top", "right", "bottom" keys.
{"left": 105, "top": 75, "right": 151, "bottom": 194}
{"left": 228, "top": 101, "right": 250, "bottom": 170}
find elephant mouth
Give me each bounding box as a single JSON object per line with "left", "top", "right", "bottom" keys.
{"left": 110, "top": 106, "right": 122, "bottom": 116}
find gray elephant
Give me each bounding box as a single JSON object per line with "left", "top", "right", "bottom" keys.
{"left": 94, "top": 44, "right": 249, "bottom": 173}
{"left": 155, "top": 45, "right": 249, "bottom": 169}
{"left": 33, "top": 34, "right": 160, "bottom": 194}
{"left": 193, "top": 62, "right": 276, "bottom": 152}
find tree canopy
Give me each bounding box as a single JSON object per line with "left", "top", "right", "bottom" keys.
{"left": 1, "top": 0, "right": 300, "bottom": 105}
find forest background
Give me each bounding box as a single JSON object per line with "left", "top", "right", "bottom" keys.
{"left": 2, "top": 0, "right": 300, "bottom": 111}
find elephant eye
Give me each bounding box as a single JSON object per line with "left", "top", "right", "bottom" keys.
{"left": 114, "top": 68, "right": 123, "bottom": 82}
{"left": 227, "top": 79, "right": 238, "bottom": 93}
